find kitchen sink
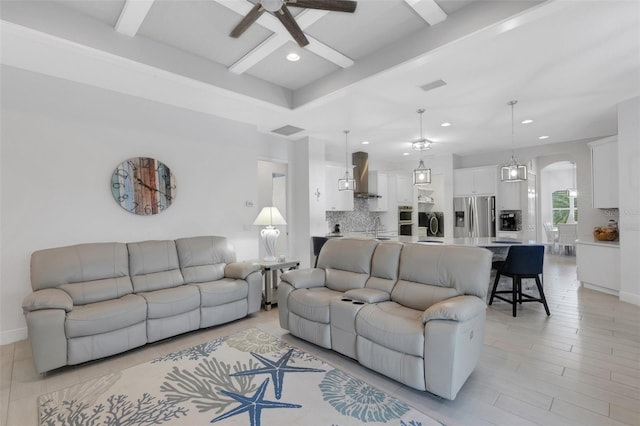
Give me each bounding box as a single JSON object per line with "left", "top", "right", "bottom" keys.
{"left": 493, "top": 240, "right": 522, "bottom": 244}
{"left": 420, "top": 239, "right": 443, "bottom": 243}
{"left": 375, "top": 237, "right": 392, "bottom": 240}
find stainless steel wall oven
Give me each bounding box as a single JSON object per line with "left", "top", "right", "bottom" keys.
{"left": 398, "top": 205, "right": 413, "bottom": 236}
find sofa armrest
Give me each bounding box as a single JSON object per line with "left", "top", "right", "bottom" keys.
{"left": 225, "top": 262, "right": 261, "bottom": 280}
{"left": 421, "top": 295, "right": 486, "bottom": 323}
{"left": 22, "top": 288, "right": 73, "bottom": 314}
{"left": 281, "top": 269, "right": 326, "bottom": 289}
{"left": 344, "top": 288, "right": 390, "bottom": 303}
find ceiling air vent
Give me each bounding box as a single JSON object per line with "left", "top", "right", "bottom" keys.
{"left": 271, "top": 125, "right": 305, "bottom": 136}
{"left": 419, "top": 79, "right": 447, "bottom": 92}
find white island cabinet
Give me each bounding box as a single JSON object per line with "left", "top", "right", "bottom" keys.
{"left": 577, "top": 241, "right": 620, "bottom": 295}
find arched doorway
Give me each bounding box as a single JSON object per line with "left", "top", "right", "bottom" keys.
{"left": 539, "top": 160, "right": 578, "bottom": 251}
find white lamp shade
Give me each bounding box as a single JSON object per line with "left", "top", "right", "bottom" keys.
{"left": 253, "top": 207, "right": 287, "bottom": 226}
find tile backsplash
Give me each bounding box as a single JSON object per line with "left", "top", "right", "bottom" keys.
{"left": 326, "top": 198, "right": 381, "bottom": 233}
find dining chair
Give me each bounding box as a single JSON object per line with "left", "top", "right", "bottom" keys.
{"left": 543, "top": 222, "right": 559, "bottom": 254}
{"left": 557, "top": 223, "right": 577, "bottom": 255}
{"left": 489, "top": 245, "right": 550, "bottom": 317}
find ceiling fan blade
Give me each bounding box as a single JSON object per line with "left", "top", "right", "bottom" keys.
{"left": 286, "top": 0, "right": 357, "bottom": 13}
{"left": 230, "top": 3, "right": 264, "bottom": 38}
{"left": 275, "top": 5, "right": 309, "bottom": 47}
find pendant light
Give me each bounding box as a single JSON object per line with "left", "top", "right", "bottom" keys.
{"left": 500, "top": 100, "right": 528, "bottom": 182}
{"left": 412, "top": 108, "right": 432, "bottom": 185}
{"left": 338, "top": 130, "right": 355, "bottom": 191}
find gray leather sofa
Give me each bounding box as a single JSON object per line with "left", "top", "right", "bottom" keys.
{"left": 23, "top": 236, "right": 262, "bottom": 374}
{"left": 277, "top": 238, "right": 492, "bottom": 400}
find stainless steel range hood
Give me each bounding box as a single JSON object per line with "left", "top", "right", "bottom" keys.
{"left": 353, "top": 151, "right": 381, "bottom": 198}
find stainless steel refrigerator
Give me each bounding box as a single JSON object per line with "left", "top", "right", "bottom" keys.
{"left": 453, "top": 196, "right": 496, "bottom": 238}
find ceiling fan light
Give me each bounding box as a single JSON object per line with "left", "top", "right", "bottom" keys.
{"left": 261, "top": 0, "right": 283, "bottom": 12}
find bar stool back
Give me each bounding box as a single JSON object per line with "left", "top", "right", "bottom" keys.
{"left": 489, "top": 245, "right": 550, "bottom": 317}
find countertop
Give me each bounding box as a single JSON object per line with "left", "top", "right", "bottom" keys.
{"left": 324, "top": 234, "right": 544, "bottom": 247}
{"left": 576, "top": 239, "right": 620, "bottom": 248}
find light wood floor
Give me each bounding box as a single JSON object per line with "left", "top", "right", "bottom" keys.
{"left": 2, "top": 254, "right": 639, "bottom": 426}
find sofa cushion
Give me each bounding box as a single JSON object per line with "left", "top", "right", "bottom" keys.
{"left": 128, "top": 240, "right": 184, "bottom": 292}
{"left": 65, "top": 294, "right": 147, "bottom": 338}
{"left": 355, "top": 302, "right": 424, "bottom": 357}
{"left": 139, "top": 286, "right": 200, "bottom": 319}
{"left": 175, "top": 236, "right": 236, "bottom": 283}
{"left": 30, "top": 243, "right": 132, "bottom": 301}
{"left": 60, "top": 276, "right": 134, "bottom": 306}
{"left": 288, "top": 287, "right": 343, "bottom": 324}
{"left": 318, "top": 239, "right": 378, "bottom": 292}
{"left": 190, "top": 279, "right": 248, "bottom": 307}
{"left": 393, "top": 244, "right": 492, "bottom": 310}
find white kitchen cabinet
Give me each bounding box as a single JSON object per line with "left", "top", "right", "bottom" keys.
{"left": 454, "top": 166, "right": 497, "bottom": 196}
{"left": 499, "top": 180, "right": 522, "bottom": 210}
{"left": 369, "top": 171, "right": 388, "bottom": 212}
{"left": 589, "top": 137, "right": 618, "bottom": 208}
{"left": 396, "top": 175, "right": 413, "bottom": 204}
{"left": 325, "top": 165, "right": 354, "bottom": 211}
{"left": 577, "top": 241, "right": 620, "bottom": 295}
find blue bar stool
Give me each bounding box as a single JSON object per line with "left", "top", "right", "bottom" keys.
{"left": 489, "top": 245, "right": 550, "bottom": 317}
{"left": 312, "top": 236, "right": 329, "bottom": 268}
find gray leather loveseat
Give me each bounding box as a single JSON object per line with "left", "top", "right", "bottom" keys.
{"left": 277, "top": 238, "right": 492, "bottom": 400}
{"left": 23, "top": 236, "right": 262, "bottom": 374}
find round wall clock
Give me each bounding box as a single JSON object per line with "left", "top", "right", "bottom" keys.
{"left": 110, "top": 157, "right": 176, "bottom": 215}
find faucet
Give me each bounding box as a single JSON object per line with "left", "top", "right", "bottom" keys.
{"left": 372, "top": 216, "right": 381, "bottom": 239}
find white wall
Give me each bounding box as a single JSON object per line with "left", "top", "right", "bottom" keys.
{"left": 0, "top": 67, "right": 290, "bottom": 344}
{"left": 617, "top": 96, "right": 640, "bottom": 305}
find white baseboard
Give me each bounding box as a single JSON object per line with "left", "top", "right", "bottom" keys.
{"left": 1, "top": 327, "right": 28, "bottom": 345}
{"left": 619, "top": 291, "right": 640, "bottom": 306}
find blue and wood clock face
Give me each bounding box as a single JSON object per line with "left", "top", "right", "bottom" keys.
{"left": 111, "top": 157, "right": 176, "bottom": 215}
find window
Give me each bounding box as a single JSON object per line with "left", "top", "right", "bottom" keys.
{"left": 552, "top": 190, "right": 578, "bottom": 225}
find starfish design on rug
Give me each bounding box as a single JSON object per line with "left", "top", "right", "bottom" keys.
{"left": 231, "top": 349, "right": 326, "bottom": 399}
{"left": 210, "top": 378, "right": 301, "bottom": 426}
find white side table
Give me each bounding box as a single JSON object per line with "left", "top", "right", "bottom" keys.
{"left": 252, "top": 259, "right": 300, "bottom": 310}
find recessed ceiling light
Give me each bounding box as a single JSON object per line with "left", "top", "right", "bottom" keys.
{"left": 362, "top": 140, "right": 370, "bottom": 145}
{"left": 539, "top": 135, "right": 549, "bottom": 140}
{"left": 521, "top": 119, "right": 533, "bottom": 124}
{"left": 286, "top": 52, "right": 300, "bottom": 62}
{"left": 403, "top": 152, "right": 410, "bottom": 156}
{"left": 441, "top": 122, "right": 451, "bottom": 127}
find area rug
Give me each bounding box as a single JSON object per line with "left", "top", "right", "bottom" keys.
{"left": 38, "top": 328, "right": 442, "bottom": 426}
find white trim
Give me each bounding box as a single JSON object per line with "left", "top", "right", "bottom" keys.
{"left": 115, "top": 0, "right": 155, "bottom": 37}
{"left": 619, "top": 291, "right": 640, "bottom": 306}
{"left": 404, "top": 0, "right": 447, "bottom": 26}
{"left": 1, "top": 327, "right": 28, "bottom": 345}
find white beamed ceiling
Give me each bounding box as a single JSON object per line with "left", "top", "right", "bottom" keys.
{"left": 1, "top": 0, "right": 639, "bottom": 162}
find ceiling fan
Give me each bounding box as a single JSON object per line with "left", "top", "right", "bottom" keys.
{"left": 230, "top": 0, "right": 357, "bottom": 47}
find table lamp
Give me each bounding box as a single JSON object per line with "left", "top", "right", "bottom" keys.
{"left": 253, "top": 207, "right": 287, "bottom": 261}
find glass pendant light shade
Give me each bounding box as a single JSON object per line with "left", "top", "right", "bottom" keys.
{"left": 501, "top": 100, "right": 528, "bottom": 182}
{"left": 338, "top": 130, "right": 355, "bottom": 191}
{"left": 413, "top": 159, "right": 431, "bottom": 185}
{"left": 412, "top": 109, "right": 432, "bottom": 186}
